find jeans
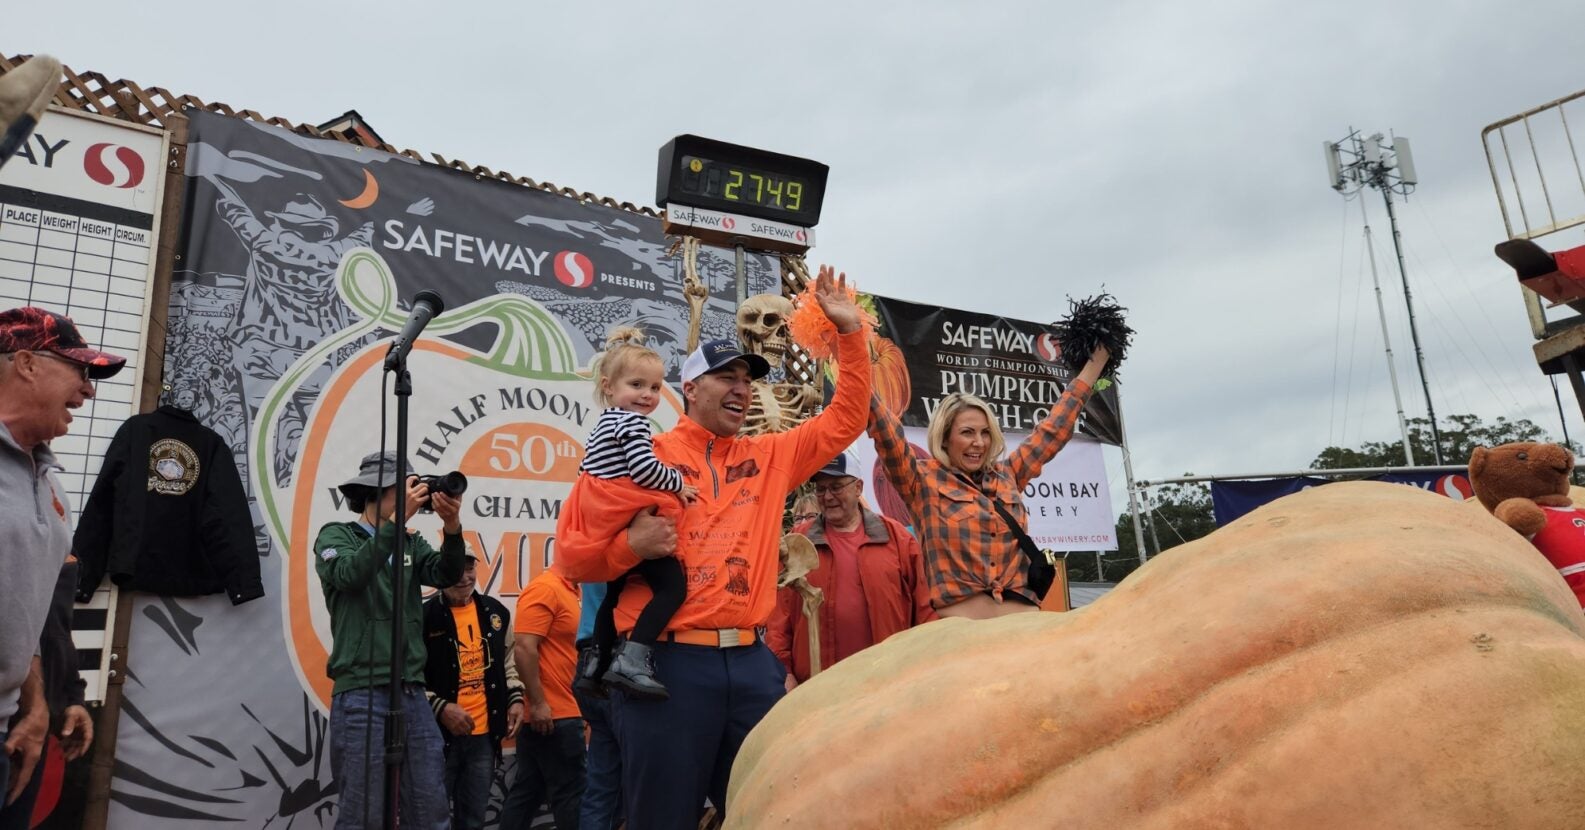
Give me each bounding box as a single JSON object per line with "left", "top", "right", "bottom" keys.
{"left": 497, "top": 717, "right": 586, "bottom": 829}
{"left": 442, "top": 732, "right": 495, "bottom": 830}
{"left": 328, "top": 685, "right": 449, "bottom": 830}
{"left": 576, "top": 688, "right": 624, "bottom": 830}
{"left": 611, "top": 641, "right": 785, "bottom": 830}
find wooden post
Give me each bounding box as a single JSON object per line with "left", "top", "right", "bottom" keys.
{"left": 1040, "top": 556, "right": 1072, "bottom": 613}
{"left": 80, "top": 588, "right": 135, "bottom": 830}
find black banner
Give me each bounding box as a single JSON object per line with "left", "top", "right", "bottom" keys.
{"left": 867, "top": 294, "right": 1123, "bottom": 445}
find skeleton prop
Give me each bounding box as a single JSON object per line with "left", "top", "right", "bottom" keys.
{"left": 737, "top": 293, "right": 821, "bottom": 436}
{"left": 778, "top": 532, "right": 824, "bottom": 676}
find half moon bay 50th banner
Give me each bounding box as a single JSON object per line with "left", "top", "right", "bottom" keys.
{"left": 864, "top": 293, "right": 1124, "bottom": 446}
{"left": 107, "top": 110, "right": 777, "bottom": 827}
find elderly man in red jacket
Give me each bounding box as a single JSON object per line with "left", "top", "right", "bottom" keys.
{"left": 770, "top": 451, "right": 936, "bottom": 689}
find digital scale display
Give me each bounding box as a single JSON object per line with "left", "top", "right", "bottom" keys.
{"left": 677, "top": 155, "right": 809, "bottom": 214}
{"left": 657, "top": 135, "right": 828, "bottom": 226}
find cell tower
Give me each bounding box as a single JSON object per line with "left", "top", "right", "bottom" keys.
{"left": 1324, "top": 130, "right": 1443, "bottom": 464}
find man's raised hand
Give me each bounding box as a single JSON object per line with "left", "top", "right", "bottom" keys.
{"left": 813, "top": 264, "right": 862, "bottom": 335}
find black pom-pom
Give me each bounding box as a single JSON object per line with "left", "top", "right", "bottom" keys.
{"left": 1051, "top": 292, "right": 1132, "bottom": 379}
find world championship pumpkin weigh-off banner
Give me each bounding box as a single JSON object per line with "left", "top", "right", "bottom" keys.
{"left": 846, "top": 293, "right": 1122, "bottom": 551}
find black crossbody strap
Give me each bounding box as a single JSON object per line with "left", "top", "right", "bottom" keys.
{"left": 954, "top": 473, "right": 1045, "bottom": 567}
{"left": 987, "top": 497, "right": 1046, "bottom": 567}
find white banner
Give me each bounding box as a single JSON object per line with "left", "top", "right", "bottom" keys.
{"left": 847, "top": 430, "right": 1115, "bottom": 551}
{"left": 3, "top": 107, "right": 163, "bottom": 214}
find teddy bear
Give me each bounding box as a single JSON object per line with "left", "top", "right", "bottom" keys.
{"left": 1468, "top": 441, "right": 1585, "bottom": 608}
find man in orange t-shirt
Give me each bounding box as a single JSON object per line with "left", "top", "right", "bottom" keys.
{"left": 498, "top": 568, "right": 584, "bottom": 829}
{"left": 554, "top": 267, "right": 872, "bottom": 828}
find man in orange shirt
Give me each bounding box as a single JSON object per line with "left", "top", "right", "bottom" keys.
{"left": 498, "top": 568, "right": 583, "bottom": 829}
{"left": 555, "top": 267, "right": 871, "bottom": 828}
{"left": 769, "top": 451, "right": 936, "bottom": 688}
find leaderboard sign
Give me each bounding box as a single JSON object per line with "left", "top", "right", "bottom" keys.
{"left": 0, "top": 107, "right": 169, "bottom": 711}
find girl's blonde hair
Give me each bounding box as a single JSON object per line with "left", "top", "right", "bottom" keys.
{"left": 591, "top": 326, "right": 663, "bottom": 408}
{"left": 925, "top": 393, "right": 1006, "bottom": 470}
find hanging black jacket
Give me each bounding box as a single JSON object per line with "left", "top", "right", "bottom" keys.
{"left": 73, "top": 406, "right": 262, "bottom": 604}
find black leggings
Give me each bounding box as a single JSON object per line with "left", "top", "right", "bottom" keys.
{"left": 592, "top": 556, "right": 686, "bottom": 650}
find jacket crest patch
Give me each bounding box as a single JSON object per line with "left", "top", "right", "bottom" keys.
{"left": 148, "top": 438, "right": 201, "bottom": 495}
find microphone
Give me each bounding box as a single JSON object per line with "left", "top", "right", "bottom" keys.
{"left": 384, "top": 290, "right": 445, "bottom": 370}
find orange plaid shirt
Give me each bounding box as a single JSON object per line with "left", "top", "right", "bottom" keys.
{"left": 867, "top": 379, "right": 1093, "bottom": 608}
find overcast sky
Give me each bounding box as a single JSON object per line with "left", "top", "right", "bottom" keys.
{"left": 13, "top": 0, "right": 1585, "bottom": 519}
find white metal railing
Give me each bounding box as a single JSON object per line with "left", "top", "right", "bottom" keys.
{"left": 1483, "top": 88, "right": 1585, "bottom": 242}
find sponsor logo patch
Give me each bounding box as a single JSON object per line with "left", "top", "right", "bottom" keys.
{"left": 148, "top": 438, "right": 201, "bottom": 496}
{"left": 724, "top": 458, "right": 760, "bottom": 483}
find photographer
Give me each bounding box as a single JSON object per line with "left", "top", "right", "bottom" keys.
{"left": 315, "top": 451, "right": 466, "bottom": 830}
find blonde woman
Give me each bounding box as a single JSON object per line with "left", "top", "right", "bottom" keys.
{"left": 868, "top": 345, "right": 1109, "bottom": 619}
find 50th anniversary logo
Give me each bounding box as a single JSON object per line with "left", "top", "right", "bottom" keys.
{"left": 256, "top": 249, "right": 681, "bottom": 709}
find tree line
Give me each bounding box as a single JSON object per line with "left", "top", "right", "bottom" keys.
{"left": 1061, "top": 413, "right": 1579, "bottom": 584}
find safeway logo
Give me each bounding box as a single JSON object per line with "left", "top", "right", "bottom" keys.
{"left": 721, "top": 217, "right": 736, "bottom": 230}
{"left": 795, "top": 229, "right": 807, "bottom": 243}
{"left": 83, "top": 143, "right": 145, "bottom": 189}
{"left": 1435, "top": 474, "right": 1473, "bottom": 501}
{"left": 1035, "top": 333, "right": 1062, "bottom": 363}
{"left": 552, "top": 251, "right": 595, "bottom": 289}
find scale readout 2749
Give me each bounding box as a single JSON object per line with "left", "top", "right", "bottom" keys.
{"left": 656, "top": 134, "right": 828, "bottom": 256}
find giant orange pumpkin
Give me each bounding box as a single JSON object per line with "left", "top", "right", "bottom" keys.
{"left": 727, "top": 482, "right": 1585, "bottom": 828}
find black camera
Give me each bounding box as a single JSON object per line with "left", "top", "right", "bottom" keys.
{"left": 417, "top": 471, "right": 468, "bottom": 511}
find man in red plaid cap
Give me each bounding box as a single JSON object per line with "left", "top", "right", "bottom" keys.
{"left": 0, "top": 306, "right": 123, "bottom": 806}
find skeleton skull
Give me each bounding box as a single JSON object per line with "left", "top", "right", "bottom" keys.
{"left": 737, "top": 294, "right": 794, "bottom": 369}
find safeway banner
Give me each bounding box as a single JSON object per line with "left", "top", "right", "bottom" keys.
{"left": 1211, "top": 470, "right": 1473, "bottom": 525}
{"left": 866, "top": 294, "right": 1123, "bottom": 446}
{"left": 107, "top": 109, "right": 777, "bottom": 828}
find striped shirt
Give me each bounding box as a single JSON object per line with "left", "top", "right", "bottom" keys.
{"left": 580, "top": 408, "right": 684, "bottom": 492}
{"left": 868, "top": 380, "right": 1092, "bottom": 609}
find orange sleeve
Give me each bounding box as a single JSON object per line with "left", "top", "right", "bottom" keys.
{"left": 553, "top": 474, "right": 684, "bottom": 583}
{"left": 514, "top": 580, "right": 556, "bottom": 636}
{"left": 766, "top": 587, "right": 799, "bottom": 672}
{"left": 776, "top": 329, "right": 873, "bottom": 482}
{"left": 902, "top": 529, "right": 938, "bottom": 625}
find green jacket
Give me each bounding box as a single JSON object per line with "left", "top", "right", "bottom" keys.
{"left": 313, "top": 520, "right": 467, "bottom": 695}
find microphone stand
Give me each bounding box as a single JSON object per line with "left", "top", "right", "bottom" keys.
{"left": 382, "top": 359, "right": 412, "bottom": 829}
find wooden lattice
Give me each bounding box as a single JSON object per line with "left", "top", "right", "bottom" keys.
{"left": 1, "top": 53, "right": 661, "bottom": 217}
{"left": 778, "top": 254, "right": 821, "bottom": 386}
